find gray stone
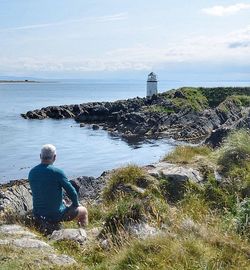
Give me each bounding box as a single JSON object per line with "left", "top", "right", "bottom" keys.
{"left": 0, "top": 224, "right": 36, "bottom": 238}
{"left": 12, "top": 237, "right": 52, "bottom": 249}
{"left": 0, "top": 180, "right": 32, "bottom": 215}
{"left": 147, "top": 162, "right": 203, "bottom": 183}
{"left": 0, "top": 239, "right": 10, "bottom": 245}
{"left": 49, "top": 228, "right": 87, "bottom": 244}
{"left": 180, "top": 218, "right": 200, "bottom": 233}
{"left": 92, "top": 124, "right": 100, "bottom": 130}
{"left": 126, "top": 223, "right": 160, "bottom": 239}
{"left": 46, "top": 254, "right": 76, "bottom": 266}
{"left": 100, "top": 239, "right": 110, "bottom": 250}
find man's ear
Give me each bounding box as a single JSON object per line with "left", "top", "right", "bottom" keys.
{"left": 54, "top": 154, "right": 56, "bottom": 161}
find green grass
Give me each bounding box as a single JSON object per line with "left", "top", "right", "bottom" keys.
{"left": 1, "top": 130, "right": 250, "bottom": 270}
{"left": 163, "top": 145, "right": 212, "bottom": 164}
{"left": 161, "top": 87, "right": 250, "bottom": 112}
{"left": 199, "top": 87, "right": 250, "bottom": 108}
{"left": 145, "top": 105, "right": 175, "bottom": 114}
{"left": 166, "top": 87, "right": 209, "bottom": 112}
{"left": 102, "top": 165, "right": 148, "bottom": 202}
{"left": 215, "top": 130, "right": 250, "bottom": 175}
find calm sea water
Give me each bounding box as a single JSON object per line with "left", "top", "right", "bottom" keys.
{"left": 0, "top": 79, "right": 249, "bottom": 183}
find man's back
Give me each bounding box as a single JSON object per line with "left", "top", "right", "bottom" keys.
{"left": 29, "top": 164, "right": 78, "bottom": 222}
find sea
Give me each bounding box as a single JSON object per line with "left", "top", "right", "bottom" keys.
{"left": 0, "top": 79, "right": 249, "bottom": 184}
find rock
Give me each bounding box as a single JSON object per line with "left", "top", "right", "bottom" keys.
{"left": 126, "top": 222, "right": 160, "bottom": 239}
{"left": 77, "top": 175, "right": 107, "bottom": 203}
{"left": 180, "top": 218, "right": 200, "bottom": 233}
{"left": 0, "top": 224, "right": 36, "bottom": 238}
{"left": 147, "top": 162, "right": 203, "bottom": 201}
{"left": 0, "top": 180, "right": 32, "bottom": 215}
{"left": 13, "top": 237, "right": 53, "bottom": 249}
{"left": 21, "top": 88, "right": 250, "bottom": 143}
{"left": 80, "top": 123, "right": 85, "bottom": 127}
{"left": 205, "top": 128, "right": 230, "bottom": 148}
{"left": 0, "top": 239, "right": 10, "bottom": 245}
{"left": 46, "top": 254, "right": 76, "bottom": 266}
{"left": 100, "top": 239, "right": 110, "bottom": 250}
{"left": 147, "top": 162, "right": 203, "bottom": 183}
{"left": 92, "top": 124, "right": 100, "bottom": 130}
{"left": 49, "top": 228, "right": 87, "bottom": 244}
{"left": 174, "top": 90, "right": 186, "bottom": 99}
{"left": 0, "top": 223, "right": 76, "bottom": 265}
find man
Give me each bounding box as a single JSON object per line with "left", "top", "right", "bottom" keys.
{"left": 28, "top": 144, "right": 88, "bottom": 228}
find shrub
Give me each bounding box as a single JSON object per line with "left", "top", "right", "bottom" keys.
{"left": 102, "top": 165, "right": 152, "bottom": 202}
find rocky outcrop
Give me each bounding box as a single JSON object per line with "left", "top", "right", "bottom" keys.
{"left": 205, "top": 107, "right": 250, "bottom": 147}
{"left": 146, "top": 162, "right": 204, "bottom": 201}
{"left": 49, "top": 228, "right": 87, "bottom": 243}
{"left": 0, "top": 224, "right": 76, "bottom": 266}
{"left": 0, "top": 180, "right": 32, "bottom": 215}
{"left": 21, "top": 88, "right": 250, "bottom": 144}
{"left": 0, "top": 173, "right": 109, "bottom": 217}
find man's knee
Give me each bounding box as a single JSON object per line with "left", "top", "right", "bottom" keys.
{"left": 77, "top": 206, "right": 88, "bottom": 217}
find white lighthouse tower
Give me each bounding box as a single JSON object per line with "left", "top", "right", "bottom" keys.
{"left": 147, "top": 72, "right": 158, "bottom": 97}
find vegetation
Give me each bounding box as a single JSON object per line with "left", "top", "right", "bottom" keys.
{"left": 144, "top": 105, "right": 175, "bottom": 114}
{"left": 160, "top": 87, "right": 250, "bottom": 112}
{"left": 1, "top": 130, "right": 250, "bottom": 269}
{"left": 199, "top": 87, "right": 250, "bottom": 107}
{"left": 163, "top": 145, "right": 212, "bottom": 164}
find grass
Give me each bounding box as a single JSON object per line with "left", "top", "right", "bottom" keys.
{"left": 159, "top": 87, "right": 250, "bottom": 113}
{"left": 166, "top": 87, "right": 209, "bottom": 112}
{"left": 215, "top": 130, "right": 250, "bottom": 175}
{"left": 102, "top": 165, "right": 152, "bottom": 202}
{"left": 199, "top": 87, "right": 250, "bottom": 107}
{"left": 101, "top": 165, "right": 169, "bottom": 238}
{"left": 163, "top": 145, "right": 212, "bottom": 164}
{"left": 145, "top": 105, "right": 175, "bottom": 114}
{"left": 217, "top": 95, "right": 250, "bottom": 113}
{"left": 1, "top": 130, "right": 250, "bottom": 269}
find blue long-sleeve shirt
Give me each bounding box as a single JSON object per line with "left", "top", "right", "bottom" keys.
{"left": 28, "top": 164, "right": 79, "bottom": 222}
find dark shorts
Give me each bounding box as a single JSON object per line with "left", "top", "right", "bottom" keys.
{"left": 61, "top": 205, "right": 79, "bottom": 221}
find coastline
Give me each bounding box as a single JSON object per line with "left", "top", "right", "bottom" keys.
{"left": 21, "top": 86, "right": 250, "bottom": 146}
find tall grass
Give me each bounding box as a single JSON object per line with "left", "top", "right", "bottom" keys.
{"left": 216, "top": 130, "right": 250, "bottom": 174}
{"left": 164, "top": 145, "right": 211, "bottom": 164}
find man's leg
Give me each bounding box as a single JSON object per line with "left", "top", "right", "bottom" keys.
{"left": 62, "top": 205, "right": 88, "bottom": 227}
{"left": 77, "top": 206, "right": 88, "bottom": 227}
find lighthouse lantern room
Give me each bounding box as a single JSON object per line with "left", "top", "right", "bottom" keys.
{"left": 147, "top": 72, "right": 158, "bottom": 97}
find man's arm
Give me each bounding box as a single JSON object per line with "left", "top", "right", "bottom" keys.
{"left": 57, "top": 171, "right": 79, "bottom": 207}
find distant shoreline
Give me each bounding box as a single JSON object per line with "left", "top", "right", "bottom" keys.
{"left": 0, "top": 80, "right": 41, "bottom": 83}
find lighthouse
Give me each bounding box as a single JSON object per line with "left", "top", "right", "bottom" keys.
{"left": 147, "top": 72, "right": 158, "bottom": 97}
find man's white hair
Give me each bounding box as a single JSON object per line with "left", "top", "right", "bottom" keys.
{"left": 40, "top": 144, "right": 56, "bottom": 161}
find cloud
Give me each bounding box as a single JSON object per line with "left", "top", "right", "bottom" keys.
{"left": 0, "top": 25, "right": 250, "bottom": 73}
{"left": 0, "top": 13, "right": 127, "bottom": 33}
{"left": 202, "top": 3, "right": 250, "bottom": 16}
{"left": 228, "top": 41, "right": 250, "bottom": 48}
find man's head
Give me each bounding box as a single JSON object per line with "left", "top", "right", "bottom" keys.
{"left": 40, "top": 144, "right": 56, "bottom": 164}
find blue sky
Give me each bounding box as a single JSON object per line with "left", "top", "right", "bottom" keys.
{"left": 0, "top": 0, "right": 250, "bottom": 80}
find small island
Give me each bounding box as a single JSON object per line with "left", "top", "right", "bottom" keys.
{"left": 0, "top": 79, "right": 40, "bottom": 83}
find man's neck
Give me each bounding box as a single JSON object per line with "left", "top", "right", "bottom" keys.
{"left": 41, "top": 161, "right": 54, "bottom": 165}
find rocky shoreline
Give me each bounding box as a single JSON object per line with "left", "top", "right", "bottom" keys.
{"left": 21, "top": 87, "right": 250, "bottom": 145}
{"left": 0, "top": 161, "right": 204, "bottom": 217}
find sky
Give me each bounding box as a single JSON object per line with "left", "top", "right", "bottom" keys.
{"left": 0, "top": 0, "right": 250, "bottom": 80}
